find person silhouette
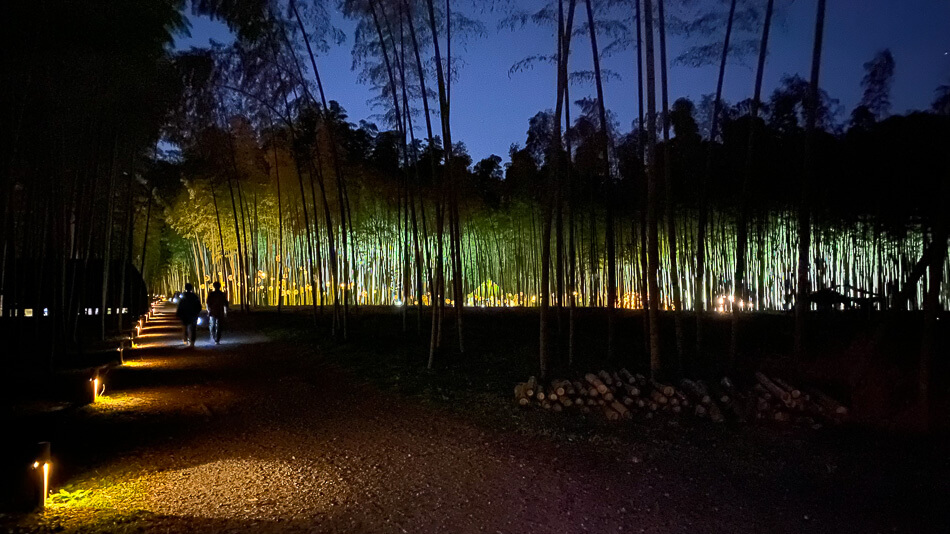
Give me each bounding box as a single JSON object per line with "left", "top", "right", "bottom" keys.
{"left": 206, "top": 281, "right": 229, "bottom": 344}
{"left": 176, "top": 283, "right": 202, "bottom": 347}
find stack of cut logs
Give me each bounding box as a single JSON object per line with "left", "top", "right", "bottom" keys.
{"left": 514, "top": 369, "right": 848, "bottom": 426}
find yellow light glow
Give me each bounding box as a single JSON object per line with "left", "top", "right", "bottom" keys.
{"left": 33, "top": 460, "right": 51, "bottom": 507}
{"left": 92, "top": 378, "right": 100, "bottom": 402}
{"left": 43, "top": 462, "right": 49, "bottom": 504}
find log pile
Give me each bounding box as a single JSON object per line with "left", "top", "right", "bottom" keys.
{"left": 514, "top": 369, "right": 848, "bottom": 427}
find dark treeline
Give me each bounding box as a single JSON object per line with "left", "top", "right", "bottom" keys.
{"left": 1, "top": 0, "right": 948, "bottom": 393}
{"left": 1, "top": 0, "right": 190, "bottom": 363}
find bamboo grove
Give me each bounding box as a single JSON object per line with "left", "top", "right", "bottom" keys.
{"left": 2, "top": 0, "right": 949, "bottom": 374}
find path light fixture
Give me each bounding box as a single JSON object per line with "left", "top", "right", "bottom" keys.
{"left": 33, "top": 442, "right": 51, "bottom": 509}
{"left": 90, "top": 373, "right": 104, "bottom": 403}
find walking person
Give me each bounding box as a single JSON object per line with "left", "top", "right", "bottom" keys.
{"left": 176, "top": 283, "right": 202, "bottom": 347}
{"left": 206, "top": 281, "right": 229, "bottom": 344}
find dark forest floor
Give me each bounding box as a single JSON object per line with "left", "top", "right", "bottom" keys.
{"left": 1, "top": 304, "right": 947, "bottom": 533}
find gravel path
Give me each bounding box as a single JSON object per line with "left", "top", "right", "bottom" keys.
{"left": 4, "top": 304, "right": 946, "bottom": 533}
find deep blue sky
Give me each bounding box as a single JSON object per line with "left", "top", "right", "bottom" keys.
{"left": 175, "top": 0, "right": 950, "bottom": 164}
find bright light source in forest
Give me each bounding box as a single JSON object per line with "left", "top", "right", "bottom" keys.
{"left": 33, "top": 461, "right": 51, "bottom": 507}
{"left": 395, "top": 300, "right": 404, "bottom": 306}
{"left": 43, "top": 308, "right": 49, "bottom": 316}
{"left": 90, "top": 377, "right": 102, "bottom": 402}
{"left": 34, "top": 442, "right": 51, "bottom": 508}
{"left": 25, "top": 309, "right": 33, "bottom": 317}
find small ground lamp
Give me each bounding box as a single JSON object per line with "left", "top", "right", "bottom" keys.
{"left": 90, "top": 373, "right": 104, "bottom": 403}
{"left": 32, "top": 442, "right": 51, "bottom": 509}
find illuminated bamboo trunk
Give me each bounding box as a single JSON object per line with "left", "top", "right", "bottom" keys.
{"left": 162, "top": 201, "right": 936, "bottom": 312}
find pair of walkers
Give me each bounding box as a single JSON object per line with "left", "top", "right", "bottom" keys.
{"left": 176, "top": 282, "right": 229, "bottom": 347}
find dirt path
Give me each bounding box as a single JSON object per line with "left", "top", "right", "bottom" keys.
{"left": 3, "top": 304, "right": 946, "bottom": 533}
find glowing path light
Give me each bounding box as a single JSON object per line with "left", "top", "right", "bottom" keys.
{"left": 90, "top": 375, "right": 103, "bottom": 402}
{"left": 33, "top": 442, "right": 51, "bottom": 509}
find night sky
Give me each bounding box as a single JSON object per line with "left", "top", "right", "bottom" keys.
{"left": 175, "top": 0, "right": 950, "bottom": 163}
